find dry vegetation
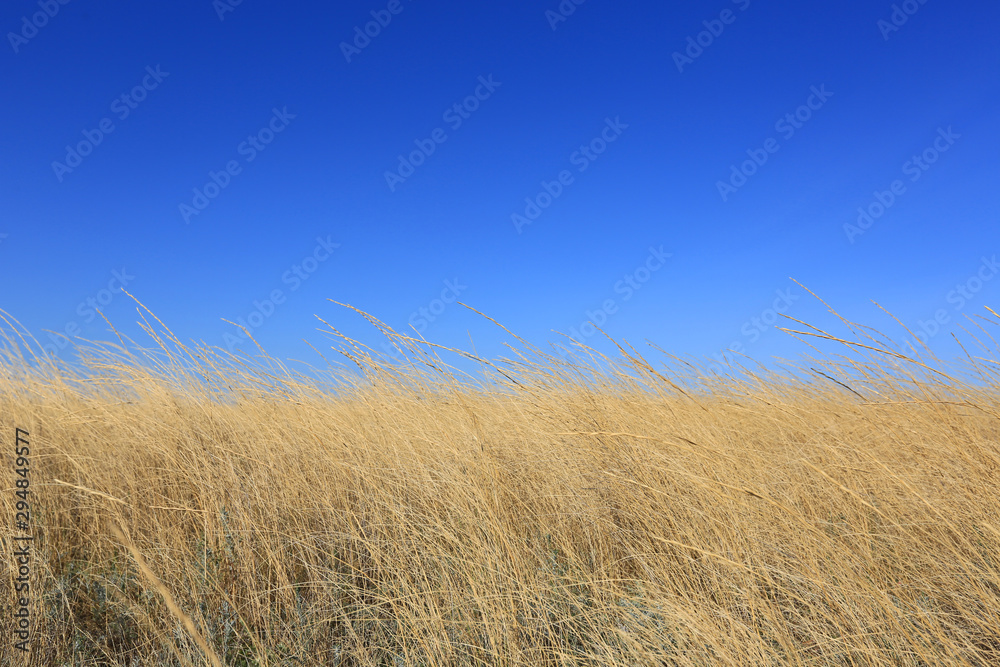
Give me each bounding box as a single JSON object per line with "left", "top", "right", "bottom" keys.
{"left": 1, "top": 300, "right": 1000, "bottom": 665}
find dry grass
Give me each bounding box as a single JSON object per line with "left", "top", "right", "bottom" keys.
{"left": 1, "top": 301, "right": 1000, "bottom": 665}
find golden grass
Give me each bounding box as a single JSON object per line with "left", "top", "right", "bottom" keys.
{"left": 1, "top": 301, "right": 999, "bottom": 665}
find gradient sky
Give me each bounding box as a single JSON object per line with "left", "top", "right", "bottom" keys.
{"left": 2, "top": 0, "right": 998, "bottom": 374}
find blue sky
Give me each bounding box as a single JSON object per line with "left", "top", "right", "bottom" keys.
{"left": 2, "top": 0, "right": 998, "bottom": 374}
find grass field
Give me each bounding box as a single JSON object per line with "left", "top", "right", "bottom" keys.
{"left": 2, "top": 301, "right": 999, "bottom": 665}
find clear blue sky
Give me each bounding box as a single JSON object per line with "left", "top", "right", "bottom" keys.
{"left": 2, "top": 0, "right": 998, "bottom": 373}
